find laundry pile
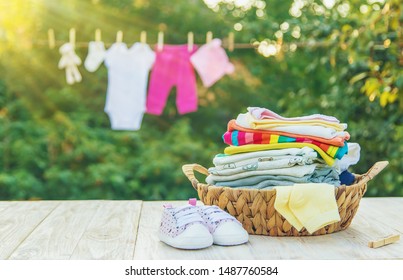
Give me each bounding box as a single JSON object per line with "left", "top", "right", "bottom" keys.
{"left": 58, "top": 39, "right": 234, "bottom": 131}
{"left": 206, "top": 107, "right": 361, "bottom": 189}
{"left": 205, "top": 107, "right": 361, "bottom": 233}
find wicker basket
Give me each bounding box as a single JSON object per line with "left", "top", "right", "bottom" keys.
{"left": 182, "top": 161, "right": 389, "bottom": 236}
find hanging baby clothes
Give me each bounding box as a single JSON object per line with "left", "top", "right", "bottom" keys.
{"left": 190, "top": 38, "right": 234, "bottom": 87}
{"left": 104, "top": 42, "right": 155, "bottom": 131}
{"left": 84, "top": 41, "right": 106, "bottom": 72}
{"left": 146, "top": 45, "right": 198, "bottom": 115}
{"left": 58, "top": 42, "right": 82, "bottom": 85}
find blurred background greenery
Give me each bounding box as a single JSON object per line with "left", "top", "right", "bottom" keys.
{"left": 0, "top": 0, "right": 401, "bottom": 200}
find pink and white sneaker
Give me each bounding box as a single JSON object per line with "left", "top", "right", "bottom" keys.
{"left": 188, "top": 198, "right": 249, "bottom": 246}
{"left": 158, "top": 204, "right": 213, "bottom": 250}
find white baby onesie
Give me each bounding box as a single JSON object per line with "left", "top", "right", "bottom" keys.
{"left": 104, "top": 42, "right": 155, "bottom": 131}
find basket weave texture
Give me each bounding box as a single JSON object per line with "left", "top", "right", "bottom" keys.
{"left": 182, "top": 161, "right": 389, "bottom": 236}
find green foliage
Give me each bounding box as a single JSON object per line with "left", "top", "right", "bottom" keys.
{"left": 0, "top": 0, "right": 401, "bottom": 200}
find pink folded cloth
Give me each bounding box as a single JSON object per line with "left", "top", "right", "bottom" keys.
{"left": 190, "top": 38, "right": 234, "bottom": 87}
{"left": 248, "top": 107, "right": 340, "bottom": 123}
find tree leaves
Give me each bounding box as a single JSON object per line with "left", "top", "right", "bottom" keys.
{"left": 0, "top": 0, "right": 401, "bottom": 200}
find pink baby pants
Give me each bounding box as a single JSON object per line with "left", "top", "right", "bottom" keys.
{"left": 146, "top": 45, "right": 198, "bottom": 115}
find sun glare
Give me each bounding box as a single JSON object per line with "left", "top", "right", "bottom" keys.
{"left": 0, "top": 0, "right": 45, "bottom": 51}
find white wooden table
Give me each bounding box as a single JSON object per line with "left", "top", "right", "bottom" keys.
{"left": 0, "top": 198, "right": 402, "bottom": 260}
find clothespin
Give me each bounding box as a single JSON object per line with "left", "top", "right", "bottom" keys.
{"left": 228, "top": 32, "right": 234, "bottom": 52}
{"left": 206, "top": 31, "right": 213, "bottom": 43}
{"left": 368, "top": 234, "right": 400, "bottom": 249}
{"left": 95, "top": 28, "right": 101, "bottom": 42}
{"left": 116, "top": 30, "right": 123, "bottom": 43}
{"left": 48, "top": 28, "right": 55, "bottom": 49}
{"left": 69, "top": 28, "right": 76, "bottom": 48}
{"left": 187, "top": 31, "right": 194, "bottom": 52}
{"left": 140, "top": 31, "right": 147, "bottom": 44}
{"left": 157, "top": 31, "right": 164, "bottom": 51}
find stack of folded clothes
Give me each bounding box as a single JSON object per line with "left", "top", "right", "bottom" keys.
{"left": 206, "top": 107, "right": 360, "bottom": 189}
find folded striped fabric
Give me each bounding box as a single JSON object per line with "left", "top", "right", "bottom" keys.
{"left": 227, "top": 119, "right": 349, "bottom": 146}
{"left": 223, "top": 130, "right": 348, "bottom": 160}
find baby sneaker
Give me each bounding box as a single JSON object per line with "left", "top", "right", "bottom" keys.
{"left": 188, "top": 199, "right": 249, "bottom": 246}
{"left": 158, "top": 203, "right": 213, "bottom": 250}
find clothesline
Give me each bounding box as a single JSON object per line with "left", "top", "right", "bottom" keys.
{"left": 32, "top": 35, "right": 393, "bottom": 52}
{"left": 42, "top": 28, "right": 333, "bottom": 52}
{"left": 33, "top": 39, "right": 258, "bottom": 50}
{"left": 19, "top": 28, "right": 391, "bottom": 53}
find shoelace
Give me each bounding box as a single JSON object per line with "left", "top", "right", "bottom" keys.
{"left": 172, "top": 205, "right": 204, "bottom": 228}
{"left": 201, "top": 206, "right": 238, "bottom": 224}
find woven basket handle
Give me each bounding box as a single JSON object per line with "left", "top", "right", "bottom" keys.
{"left": 182, "top": 164, "right": 209, "bottom": 190}
{"left": 358, "top": 161, "right": 389, "bottom": 185}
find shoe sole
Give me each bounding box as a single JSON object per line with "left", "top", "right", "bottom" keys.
{"left": 213, "top": 233, "right": 249, "bottom": 246}
{"left": 158, "top": 231, "right": 213, "bottom": 250}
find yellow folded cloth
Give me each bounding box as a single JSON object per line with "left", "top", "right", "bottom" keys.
{"left": 274, "top": 186, "right": 304, "bottom": 231}
{"left": 274, "top": 183, "right": 340, "bottom": 234}
{"left": 224, "top": 142, "right": 335, "bottom": 166}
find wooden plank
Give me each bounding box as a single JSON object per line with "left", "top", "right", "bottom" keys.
{"left": 0, "top": 201, "right": 60, "bottom": 260}
{"left": 338, "top": 198, "right": 403, "bottom": 258}
{"left": 248, "top": 198, "right": 403, "bottom": 259}
{"left": 70, "top": 200, "right": 142, "bottom": 260}
{"left": 8, "top": 200, "right": 100, "bottom": 260}
{"left": 134, "top": 198, "right": 403, "bottom": 259}
{"left": 0, "top": 201, "right": 16, "bottom": 213}
{"left": 355, "top": 197, "right": 403, "bottom": 230}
